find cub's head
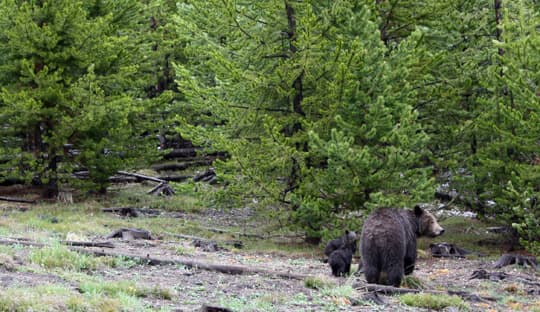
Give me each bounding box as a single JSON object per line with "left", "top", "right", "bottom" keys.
{"left": 414, "top": 205, "right": 445, "bottom": 237}
{"left": 343, "top": 230, "right": 357, "bottom": 244}
{"left": 343, "top": 230, "right": 358, "bottom": 252}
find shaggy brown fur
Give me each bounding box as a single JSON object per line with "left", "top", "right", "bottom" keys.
{"left": 360, "top": 205, "right": 444, "bottom": 287}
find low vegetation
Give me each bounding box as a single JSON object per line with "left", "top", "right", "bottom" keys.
{"left": 399, "top": 293, "right": 469, "bottom": 311}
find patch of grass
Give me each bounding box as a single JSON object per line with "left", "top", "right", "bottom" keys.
{"left": 106, "top": 182, "right": 204, "bottom": 213}
{"left": 79, "top": 279, "right": 174, "bottom": 300}
{"left": 400, "top": 293, "right": 469, "bottom": 311}
{"left": 241, "top": 240, "right": 319, "bottom": 258}
{"left": 28, "top": 244, "right": 136, "bottom": 271}
{"left": 174, "top": 245, "right": 194, "bottom": 255}
{"left": 0, "top": 245, "right": 17, "bottom": 256}
{"left": 319, "top": 284, "right": 354, "bottom": 298}
{"left": 304, "top": 276, "right": 335, "bottom": 290}
{"left": 29, "top": 244, "right": 107, "bottom": 271}
{"left": 401, "top": 275, "right": 424, "bottom": 289}
{"left": 0, "top": 284, "right": 125, "bottom": 312}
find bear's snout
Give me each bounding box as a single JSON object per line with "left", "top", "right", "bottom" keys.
{"left": 433, "top": 226, "right": 445, "bottom": 236}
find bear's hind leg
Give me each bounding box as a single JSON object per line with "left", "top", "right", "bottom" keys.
{"left": 363, "top": 264, "right": 380, "bottom": 284}
{"left": 386, "top": 264, "right": 404, "bottom": 287}
{"left": 404, "top": 256, "right": 415, "bottom": 275}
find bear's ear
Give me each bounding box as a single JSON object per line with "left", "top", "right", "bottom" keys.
{"left": 345, "top": 230, "right": 350, "bottom": 235}
{"left": 414, "top": 205, "right": 424, "bottom": 217}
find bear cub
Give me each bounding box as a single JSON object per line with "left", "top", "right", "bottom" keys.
{"left": 360, "top": 205, "right": 444, "bottom": 287}
{"left": 328, "top": 246, "right": 353, "bottom": 277}
{"left": 324, "top": 230, "right": 357, "bottom": 258}
{"left": 325, "top": 230, "right": 357, "bottom": 277}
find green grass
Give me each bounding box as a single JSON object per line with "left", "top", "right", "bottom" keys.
{"left": 106, "top": 182, "right": 205, "bottom": 213}
{"left": 0, "top": 284, "right": 136, "bottom": 312}
{"left": 29, "top": 244, "right": 108, "bottom": 271}
{"left": 218, "top": 293, "right": 275, "bottom": 312}
{"left": 28, "top": 244, "right": 136, "bottom": 271}
{"left": 304, "top": 276, "right": 335, "bottom": 290}
{"left": 401, "top": 275, "right": 424, "bottom": 289}
{"left": 79, "top": 279, "right": 174, "bottom": 300}
{"left": 399, "top": 293, "right": 469, "bottom": 311}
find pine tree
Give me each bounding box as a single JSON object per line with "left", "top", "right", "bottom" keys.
{"left": 0, "top": 0, "right": 156, "bottom": 196}
{"left": 472, "top": 0, "right": 540, "bottom": 253}
{"left": 174, "top": 1, "right": 433, "bottom": 239}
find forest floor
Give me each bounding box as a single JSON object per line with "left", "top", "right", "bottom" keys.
{"left": 0, "top": 183, "right": 539, "bottom": 311}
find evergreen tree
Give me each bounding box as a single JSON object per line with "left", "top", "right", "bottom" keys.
{"left": 0, "top": 0, "right": 156, "bottom": 196}
{"left": 174, "top": 0, "right": 433, "bottom": 239}
{"left": 473, "top": 0, "right": 540, "bottom": 253}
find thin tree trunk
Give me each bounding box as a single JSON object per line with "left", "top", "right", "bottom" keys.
{"left": 494, "top": 0, "right": 504, "bottom": 57}
{"left": 283, "top": 1, "right": 305, "bottom": 202}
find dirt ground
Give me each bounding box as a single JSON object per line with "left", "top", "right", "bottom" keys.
{"left": 2, "top": 239, "right": 539, "bottom": 311}
{"left": 1, "top": 230, "right": 539, "bottom": 310}
{"left": 0, "top": 199, "right": 539, "bottom": 311}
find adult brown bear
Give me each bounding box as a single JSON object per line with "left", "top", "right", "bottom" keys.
{"left": 360, "top": 205, "right": 444, "bottom": 287}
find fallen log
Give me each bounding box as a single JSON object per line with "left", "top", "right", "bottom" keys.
{"left": 116, "top": 171, "right": 175, "bottom": 196}
{"left": 353, "top": 283, "right": 420, "bottom": 294}
{"left": 105, "top": 228, "right": 153, "bottom": 240}
{"left": 0, "top": 238, "right": 310, "bottom": 280}
{"left": 163, "top": 147, "right": 200, "bottom": 159}
{"left": 102, "top": 207, "right": 140, "bottom": 217}
{"left": 167, "top": 232, "right": 243, "bottom": 249}
{"left": 353, "top": 282, "right": 496, "bottom": 302}
{"left": 0, "top": 196, "right": 36, "bottom": 204}
{"left": 102, "top": 207, "right": 162, "bottom": 218}
{"left": 148, "top": 182, "right": 175, "bottom": 196}
{"left": 0, "top": 238, "right": 114, "bottom": 248}
{"left": 108, "top": 175, "right": 139, "bottom": 183}
{"left": 63, "top": 241, "right": 115, "bottom": 248}
{"left": 152, "top": 160, "right": 214, "bottom": 172}
{"left": 201, "top": 226, "right": 305, "bottom": 240}
{"left": 117, "top": 171, "right": 166, "bottom": 184}
{"left": 200, "top": 305, "right": 233, "bottom": 312}
{"left": 193, "top": 168, "right": 216, "bottom": 182}
{"left": 430, "top": 242, "right": 471, "bottom": 258}
{"left": 493, "top": 253, "right": 538, "bottom": 269}
{"left": 471, "top": 269, "right": 540, "bottom": 287}
{"left": 158, "top": 175, "right": 192, "bottom": 182}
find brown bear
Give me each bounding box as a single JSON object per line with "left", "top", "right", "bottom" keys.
{"left": 360, "top": 205, "right": 444, "bottom": 287}
{"left": 324, "top": 230, "right": 358, "bottom": 258}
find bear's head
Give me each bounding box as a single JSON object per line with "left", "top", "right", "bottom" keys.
{"left": 343, "top": 230, "right": 358, "bottom": 250}
{"left": 414, "top": 205, "right": 445, "bottom": 237}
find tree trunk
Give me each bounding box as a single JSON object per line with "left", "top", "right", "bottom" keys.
{"left": 42, "top": 149, "right": 59, "bottom": 199}
{"left": 283, "top": 1, "right": 305, "bottom": 201}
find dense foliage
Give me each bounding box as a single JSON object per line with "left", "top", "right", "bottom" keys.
{"left": 0, "top": 0, "right": 538, "bottom": 252}
{"left": 0, "top": 0, "right": 160, "bottom": 195}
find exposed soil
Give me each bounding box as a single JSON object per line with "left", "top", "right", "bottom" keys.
{"left": 1, "top": 202, "right": 539, "bottom": 311}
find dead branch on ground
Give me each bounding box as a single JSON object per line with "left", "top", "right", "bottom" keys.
{"left": 0, "top": 238, "right": 114, "bottom": 248}
{"left": 116, "top": 171, "right": 175, "bottom": 196}
{"left": 353, "top": 282, "right": 496, "bottom": 303}
{"left": 0, "top": 196, "right": 36, "bottom": 204}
